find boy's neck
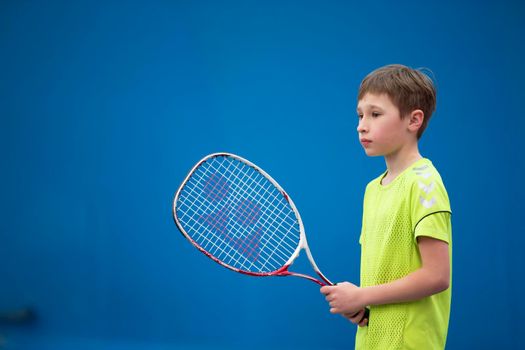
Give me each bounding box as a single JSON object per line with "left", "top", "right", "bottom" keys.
{"left": 382, "top": 144, "right": 422, "bottom": 185}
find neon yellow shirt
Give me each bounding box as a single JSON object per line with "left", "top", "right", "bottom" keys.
{"left": 356, "top": 158, "right": 452, "bottom": 350}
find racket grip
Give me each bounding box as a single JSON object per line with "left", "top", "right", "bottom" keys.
{"left": 362, "top": 307, "right": 370, "bottom": 323}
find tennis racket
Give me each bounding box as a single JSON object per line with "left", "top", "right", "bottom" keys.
{"left": 173, "top": 152, "right": 334, "bottom": 285}
{"left": 173, "top": 153, "right": 370, "bottom": 322}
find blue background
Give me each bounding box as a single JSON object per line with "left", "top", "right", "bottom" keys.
{"left": 1, "top": 1, "right": 524, "bottom": 349}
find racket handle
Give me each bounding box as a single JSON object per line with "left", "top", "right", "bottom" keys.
{"left": 362, "top": 307, "right": 370, "bottom": 323}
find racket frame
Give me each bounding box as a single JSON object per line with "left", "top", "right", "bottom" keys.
{"left": 173, "top": 152, "right": 333, "bottom": 286}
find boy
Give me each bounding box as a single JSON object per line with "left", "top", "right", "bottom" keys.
{"left": 320, "top": 64, "right": 452, "bottom": 349}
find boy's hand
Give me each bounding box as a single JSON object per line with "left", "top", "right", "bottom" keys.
{"left": 320, "top": 282, "right": 366, "bottom": 315}
{"left": 343, "top": 309, "right": 369, "bottom": 327}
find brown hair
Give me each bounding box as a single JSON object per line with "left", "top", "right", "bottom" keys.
{"left": 358, "top": 64, "right": 437, "bottom": 139}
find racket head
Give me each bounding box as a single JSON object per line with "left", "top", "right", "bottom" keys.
{"left": 173, "top": 153, "right": 306, "bottom": 277}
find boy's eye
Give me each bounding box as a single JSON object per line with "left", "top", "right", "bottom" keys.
{"left": 372, "top": 112, "right": 381, "bottom": 117}
{"left": 357, "top": 114, "right": 363, "bottom": 119}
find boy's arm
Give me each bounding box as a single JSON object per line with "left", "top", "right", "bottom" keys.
{"left": 320, "top": 236, "right": 449, "bottom": 314}
{"left": 363, "top": 236, "right": 449, "bottom": 305}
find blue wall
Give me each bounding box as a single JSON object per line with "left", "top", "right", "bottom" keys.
{"left": 1, "top": 1, "right": 524, "bottom": 349}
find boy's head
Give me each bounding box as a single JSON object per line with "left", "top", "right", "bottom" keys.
{"left": 358, "top": 64, "right": 436, "bottom": 139}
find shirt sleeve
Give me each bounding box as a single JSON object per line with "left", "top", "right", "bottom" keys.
{"left": 414, "top": 211, "right": 452, "bottom": 243}
{"left": 410, "top": 168, "right": 452, "bottom": 238}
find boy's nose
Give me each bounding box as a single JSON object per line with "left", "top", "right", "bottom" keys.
{"left": 357, "top": 120, "right": 368, "bottom": 133}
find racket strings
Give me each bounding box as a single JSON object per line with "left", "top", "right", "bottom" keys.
{"left": 180, "top": 160, "right": 294, "bottom": 270}
{"left": 182, "top": 163, "right": 290, "bottom": 252}
{"left": 181, "top": 172, "right": 275, "bottom": 268}
{"left": 182, "top": 160, "right": 296, "bottom": 257}
{"left": 176, "top": 156, "right": 301, "bottom": 273}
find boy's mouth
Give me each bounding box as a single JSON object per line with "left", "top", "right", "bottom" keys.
{"left": 360, "top": 138, "right": 372, "bottom": 146}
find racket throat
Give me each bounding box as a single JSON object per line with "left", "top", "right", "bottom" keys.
{"left": 275, "top": 266, "right": 329, "bottom": 286}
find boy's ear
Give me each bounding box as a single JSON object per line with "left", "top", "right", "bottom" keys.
{"left": 407, "top": 109, "right": 424, "bottom": 133}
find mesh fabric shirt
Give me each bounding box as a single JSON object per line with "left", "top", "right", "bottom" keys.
{"left": 355, "top": 158, "right": 452, "bottom": 350}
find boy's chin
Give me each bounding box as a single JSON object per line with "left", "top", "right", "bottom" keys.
{"left": 363, "top": 149, "right": 383, "bottom": 157}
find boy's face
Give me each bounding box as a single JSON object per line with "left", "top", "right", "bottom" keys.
{"left": 356, "top": 93, "right": 412, "bottom": 157}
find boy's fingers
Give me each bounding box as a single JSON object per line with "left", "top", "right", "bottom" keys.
{"left": 350, "top": 309, "right": 364, "bottom": 321}
{"left": 320, "top": 285, "right": 335, "bottom": 295}
{"left": 348, "top": 310, "right": 360, "bottom": 318}
{"left": 330, "top": 307, "right": 339, "bottom": 314}
{"left": 359, "top": 318, "right": 369, "bottom": 327}
{"left": 345, "top": 309, "right": 365, "bottom": 324}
